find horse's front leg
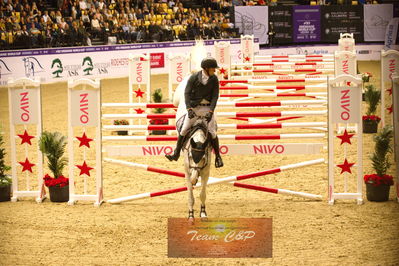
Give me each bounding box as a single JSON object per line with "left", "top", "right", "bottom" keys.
{"left": 185, "top": 166, "right": 195, "bottom": 221}
{"left": 199, "top": 165, "right": 210, "bottom": 218}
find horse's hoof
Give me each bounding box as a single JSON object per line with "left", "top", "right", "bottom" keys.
{"left": 200, "top": 205, "right": 207, "bottom": 218}
{"left": 188, "top": 217, "right": 195, "bottom": 224}
{"left": 200, "top": 213, "right": 208, "bottom": 219}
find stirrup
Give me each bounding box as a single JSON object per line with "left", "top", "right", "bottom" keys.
{"left": 215, "top": 156, "right": 224, "bottom": 168}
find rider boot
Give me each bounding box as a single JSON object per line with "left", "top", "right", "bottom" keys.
{"left": 211, "top": 136, "right": 224, "bottom": 168}
{"left": 165, "top": 134, "right": 185, "bottom": 161}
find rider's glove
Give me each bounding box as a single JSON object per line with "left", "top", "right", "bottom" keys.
{"left": 205, "top": 111, "right": 213, "bottom": 122}
{"left": 187, "top": 108, "right": 195, "bottom": 119}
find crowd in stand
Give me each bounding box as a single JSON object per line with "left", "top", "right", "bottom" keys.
{"left": 0, "top": 0, "right": 248, "bottom": 49}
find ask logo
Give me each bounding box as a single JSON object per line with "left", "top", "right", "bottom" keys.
{"left": 82, "top": 56, "right": 109, "bottom": 76}
{"left": 51, "top": 58, "right": 63, "bottom": 78}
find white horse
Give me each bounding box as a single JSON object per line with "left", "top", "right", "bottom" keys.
{"left": 173, "top": 67, "right": 212, "bottom": 221}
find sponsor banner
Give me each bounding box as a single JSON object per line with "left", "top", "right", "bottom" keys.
{"left": 150, "top": 52, "right": 164, "bottom": 68}
{"left": 321, "top": 5, "right": 363, "bottom": 43}
{"left": 268, "top": 6, "right": 293, "bottom": 45}
{"left": 168, "top": 218, "right": 272, "bottom": 258}
{"left": 364, "top": 4, "right": 393, "bottom": 42}
{"left": 257, "top": 43, "right": 398, "bottom": 61}
{"left": 330, "top": 84, "right": 361, "bottom": 124}
{"left": 384, "top": 18, "right": 399, "bottom": 50}
{"left": 104, "top": 143, "right": 324, "bottom": 156}
{"left": 234, "top": 6, "right": 269, "bottom": 44}
{"left": 10, "top": 88, "right": 40, "bottom": 125}
{"left": 293, "top": 5, "right": 321, "bottom": 43}
{"left": 0, "top": 39, "right": 259, "bottom": 86}
{"left": 70, "top": 90, "right": 99, "bottom": 127}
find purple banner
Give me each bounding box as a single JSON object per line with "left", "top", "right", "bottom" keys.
{"left": 293, "top": 6, "right": 321, "bottom": 43}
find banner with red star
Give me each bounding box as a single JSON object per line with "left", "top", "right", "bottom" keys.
{"left": 18, "top": 130, "right": 35, "bottom": 145}
{"left": 19, "top": 158, "right": 35, "bottom": 173}
{"left": 244, "top": 56, "right": 251, "bottom": 62}
{"left": 134, "top": 88, "right": 145, "bottom": 98}
{"left": 336, "top": 129, "right": 355, "bottom": 145}
{"left": 134, "top": 108, "right": 145, "bottom": 114}
{"left": 337, "top": 159, "right": 355, "bottom": 174}
{"left": 76, "top": 132, "right": 93, "bottom": 148}
{"left": 387, "top": 105, "right": 393, "bottom": 114}
{"left": 76, "top": 161, "right": 94, "bottom": 176}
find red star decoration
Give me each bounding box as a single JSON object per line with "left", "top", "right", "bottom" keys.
{"left": 337, "top": 159, "right": 355, "bottom": 174}
{"left": 387, "top": 87, "right": 392, "bottom": 96}
{"left": 134, "top": 89, "right": 145, "bottom": 98}
{"left": 76, "top": 132, "right": 93, "bottom": 148}
{"left": 387, "top": 105, "right": 393, "bottom": 114}
{"left": 76, "top": 161, "right": 94, "bottom": 176}
{"left": 219, "top": 67, "right": 226, "bottom": 75}
{"left": 134, "top": 108, "right": 145, "bottom": 114}
{"left": 19, "top": 158, "right": 35, "bottom": 173}
{"left": 336, "top": 129, "right": 355, "bottom": 145}
{"left": 244, "top": 56, "right": 251, "bottom": 62}
{"left": 18, "top": 130, "right": 35, "bottom": 145}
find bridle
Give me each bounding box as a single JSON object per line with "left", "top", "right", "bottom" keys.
{"left": 187, "top": 116, "right": 210, "bottom": 171}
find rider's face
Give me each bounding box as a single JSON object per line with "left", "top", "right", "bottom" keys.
{"left": 206, "top": 68, "right": 216, "bottom": 76}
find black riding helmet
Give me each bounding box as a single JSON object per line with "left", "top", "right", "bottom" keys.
{"left": 201, "top": 57, "right": 220, "bottom": 69}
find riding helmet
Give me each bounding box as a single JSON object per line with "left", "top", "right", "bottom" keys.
{"left": 201, "top": 57, "right": 220, "bottom": 69}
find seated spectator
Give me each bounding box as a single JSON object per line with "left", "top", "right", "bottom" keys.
{"left": 29, "top": 22, "right": 41, "bottom": 47}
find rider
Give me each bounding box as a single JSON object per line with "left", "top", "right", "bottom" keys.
{"left": 165, "top": 57, "right": 224, "bottom": 168}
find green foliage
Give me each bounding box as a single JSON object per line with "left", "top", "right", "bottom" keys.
{"left": 39, "top": 131, "right": 68, "bottom": 178}
{"left": 364, "top": 84, "right": 381, "bottom": 116}
{"left": 371, "top": 126, "right": 393, "bottom": 176}
{"left": 152, "top": 88, "right": 166, "bottom": 114}
{"left": 0, "top": 131, "right": 11, "bottom": 187}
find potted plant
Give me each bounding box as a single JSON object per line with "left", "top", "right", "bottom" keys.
{"left": 364, "top": 126, "right": 394, "bottom": 202}
{"left": 149, "top": 88, "right": 168, "bottom": 135}
{"left": 0, "top": 132, "right": 12, "bottom": 202}
{"left": 39, "top": 131, "right": 69, "bottom": 202}
{"left": 361, "top": 72, "right": 372, "bottom": 101}
{"left": 113, "top": 119, "right": 129, "bottom": 135}
{"left": 363, "top": 84, "right": 381, "bottom": 134}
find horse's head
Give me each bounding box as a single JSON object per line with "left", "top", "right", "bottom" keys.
{"left": 188, "top": 119, "right": 210, "bottom": 165}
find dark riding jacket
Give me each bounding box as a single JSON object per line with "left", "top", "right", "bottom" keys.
{"left": 184, "top": 70, "right": 219, "bottom": 112}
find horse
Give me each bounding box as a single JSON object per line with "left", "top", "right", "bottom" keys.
{"left": 181, "top": 116, "right": 212, "bottom": 222}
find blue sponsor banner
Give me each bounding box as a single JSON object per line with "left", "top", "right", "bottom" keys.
{"left": 293, "top": 5, "right": 321, "bottom": 43}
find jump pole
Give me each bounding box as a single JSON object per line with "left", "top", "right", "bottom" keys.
{"left": 106, "top": 158, "right": 325, "bottom": 203}
{"left": 102, "top": 110, "right": 327, "bottom": 120}
{"left": 220, "top": 77, "right": 327, "bottom": 84}
{"left": 102, "top": 100, "right": 326, "bottom": 109}
{"left": 220, "top": 92, "right": 327, "bottom": 98}
{"left": 103, "top": 122, "right": 327, "bottom": 131}
{"left": 102, "top": 133, "right": 326, "bottom": 141}
{"left": 103, "top": 158, "right": 322, "bottom": 200}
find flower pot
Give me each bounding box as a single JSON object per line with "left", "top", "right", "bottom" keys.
{"left": 150, "top": 120, "right": 168, "bottom": 135}
{"left": 366, "top": 183, "right": 390, "bottom": 202}
{"left": 363, "top": 120, "right": 378, "bottom": 134}
{"left": 117, "top": 130, "right": 128, "bottom": 135}
{"left": 49, "top": 185, "right": 69, "bottom": 202}
{"left": 0, "top": 184, "right": 11, "bottom": 202}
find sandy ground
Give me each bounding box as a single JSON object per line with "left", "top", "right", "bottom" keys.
{"left": 0, "top": 61, "right": 398, "bottom": 265}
